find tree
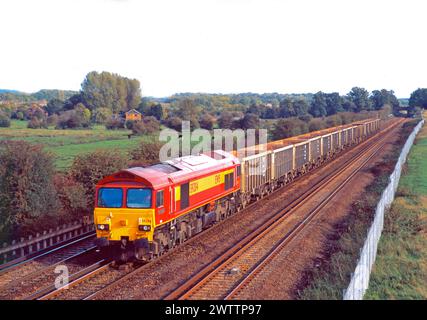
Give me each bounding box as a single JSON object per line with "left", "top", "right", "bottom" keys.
{"left": 74, "top": 103, "right": 91, "bottom": 123}
{"left": 309, "top": 92, "right": 327, "bottom": 117}
{"left": 240, "top": 113, "right": 260, "bottom": 130}
{"left": 347, "top": 87, "right": 372, "bottom": 112}
{"left": 63, "top": 93, "right": 84, "bottom": 111}
{"left": 176, "top": 98, "right": 200, "bottom": 128}
{"left": 132, "top": 116, "right": 160, "bottom": 135}
{"left": 370, "top": 89, "right": 400, "bottom": 114}
{"left": 293, "top": 98, "right": 309, "bottom": 117}
{"left": 81, "top": 71, "right": 141, "bottom": 113}
{"left": 45, "top": 99, "right": 64, "bottom": 115}
{"left": 279, "top": 97, "right": 295, "bottom": 117}
{"left": 408, "top": 88, "right": 427, "bottom": 116}
{"left": 0, "top": 141, "right": 59, "bottom": 236}
{"left": 150, "top": 104, "right": 164, "bottom": 121}
{"left": 199, "top": 113, "right": 216, "bottom": 130}
{"left": 217, "top": 111, "right": 234, "bottom": 129}
{"left": 93, "top": 107, "right": 113, "bottom": 124}
{"left": 70, "top": 151, "right": 128, "bottom": 208}
{"left": 325, "top": 92, "right": 344, "bottom": 115}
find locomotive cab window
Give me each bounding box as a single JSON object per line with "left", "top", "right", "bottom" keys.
{"left": 127, "top": 188, "right": 152, "bottom": 208}
{"left": 156, "top": 190, "right": 164, "bottom": 208}
{"left": 98, "top": 188, "right": 123, "bottom": 208}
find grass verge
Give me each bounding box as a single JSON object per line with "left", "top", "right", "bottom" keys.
{"left": 295, "top": 119, "right": 419, "bottom": 299}
{"left": 364, "top": 120, "right": 427, "bottom": 299}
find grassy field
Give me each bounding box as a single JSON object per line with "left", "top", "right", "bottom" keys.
{"left": 0, "top": 120, "right": 154, "bottom": 170}
{"left": 364, "top": 119, "right": 427, "bottom": 299}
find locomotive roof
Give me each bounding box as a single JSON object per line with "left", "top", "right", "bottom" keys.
{"left": 97, "top": 150, "right": 239, "bottom": 189}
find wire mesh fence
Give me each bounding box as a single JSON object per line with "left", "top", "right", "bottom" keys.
{"left": 343, "top": 119, "right": 425, "bottom": 300}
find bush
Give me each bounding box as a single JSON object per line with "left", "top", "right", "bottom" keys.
{"left": 125, "top": 120, "right": 135, "bottom": 130}
{"left": 165, "top": 116, "right": 183, "bottom": 131}
{"left": 28, "top": 116, "right": 48, "bottom": 129}
{"left": 217, "top": 111, "right": 234, "bottom": 129}
{"left": 308, "top": 118, "right": 327, "bottom": 132}
{"left": 70, "top": 150, "right": 128, "bottom": 208}
{"left": 272, "top": 118, "right": 308, "bottom": 140}
{"left": 0, "top": 114, "right": 11, "bottom": 127}
{"left": 56, "top": 110, "right": 90, "bottom": 129}
{"left": 130, "top": 141, "right": 163, "bottom": 166}
{"left": 105, "top": 118, "right": 125, "bottom": 130}
{"left": 132, "top": 116, "right": 160, "bottom": 135}
{"left": 93, "top": 107, "right": 113, "bottom": 124}
{"left": 53, "top": 174, "right": 88, "bottom": 217}
{"left": 47, "top": 114, "right": 59, "bottom": 127}
{"left": 0, "top": 141, "right": 60, "bottom": 238}
{"left": 199, "top": 113, "right": 216, "bottom": 130}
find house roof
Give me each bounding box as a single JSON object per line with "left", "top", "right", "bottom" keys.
{"left": 125, "top": 109, "right": 141, "bottom": 115}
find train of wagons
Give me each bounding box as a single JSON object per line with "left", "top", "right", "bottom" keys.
{"left": 94, "top": 118, "right": 380, "bottom": 261}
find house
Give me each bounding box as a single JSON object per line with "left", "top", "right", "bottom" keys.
{"left": 125, "top": 109, "right": 142, "bottom": 121}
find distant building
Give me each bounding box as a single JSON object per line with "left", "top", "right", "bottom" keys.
{"left": 125, "top": 109, "right": 142, "bottom": 121}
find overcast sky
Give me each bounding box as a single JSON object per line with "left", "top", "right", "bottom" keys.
{"left": 0, "top": 0, "right": 425, "bottom": 97}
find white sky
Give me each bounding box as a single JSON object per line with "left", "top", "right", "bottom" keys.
{"left": 0, "top": 0, "right": 426, "bottom": 98}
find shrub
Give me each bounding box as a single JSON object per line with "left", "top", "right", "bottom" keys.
{"left": 217, "top": 111, "right": 234, "bottom": 129}
{"left": 53, "top": 174, "right": 88, "bottom": 217}
{"left": 56, "top": 109, "right": 90, "bottom": 129}
{"left": 28, "top": 116, "right": 48, "bottom": 129}
{"left": 105, "top": 118, "right": 125, "bottom": 130}
{"left": 165, "top": 116, "right": 183, "bottom": 131}
{"left": 47, "top": 114, "right": 59, "bottom": 127}
{"left": 132, "top": 116, "right": 160, "bottom": 135}
{"left": 308, "top": 118, "right": 327, "bottom": 132}
{"left": 0, "top": 114, "right": 11, "bottom": 127}
{"left": 0, "top": 141, "right": 60, "bottom": 237}
{"left": 272, "top": 118, "right": 308, "bottom": 140}
{"left": 199, "top": 113, "right": 216, "bottom": 130}
{"left": 130, "top": 141, "right": 163, "bottom": 166}
{"left": 93, "top": 107, "right": 113, "bottom": 124}
{"left": 70, "top": 150, "right": 128, "bottom": 208}
{"left": 125, "top": 120, "right": 135, "bottom": 130}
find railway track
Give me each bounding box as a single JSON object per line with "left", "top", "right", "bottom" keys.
{"left": 162, "top": 119, "right": 403, "bottom": 300}
{"left": 0, "top": 233, "right": 98, "bottom": 300}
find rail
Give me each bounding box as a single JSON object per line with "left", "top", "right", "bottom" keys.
{"left": 0, "top": 217, "right": 95, "bottom": 267}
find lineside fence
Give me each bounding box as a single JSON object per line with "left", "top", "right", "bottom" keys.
{"left": 343, "top": 118, "right": 425, "bottom": 300}
{"left": 0, "top": 216, "right": 94, "bottom": 265}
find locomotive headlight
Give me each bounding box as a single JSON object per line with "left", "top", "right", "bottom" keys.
{"left": 97, "top": 224, "right": 109, "bottom": 231}
{"left": 138, "top": 225, "right": 151, "bottom": 232}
